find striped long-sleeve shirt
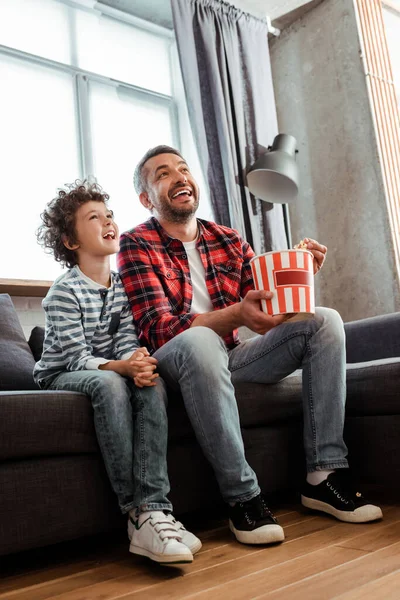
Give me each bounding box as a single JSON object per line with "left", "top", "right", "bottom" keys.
{"left": 33, "top": 266, "right": 140, "bottom": 386}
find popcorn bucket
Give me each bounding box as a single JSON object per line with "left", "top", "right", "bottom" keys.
{"left": 250, "top": 249, "right": 315, "bottom": 318}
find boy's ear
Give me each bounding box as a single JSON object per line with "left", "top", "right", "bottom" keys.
{"left": 62, "top": 235, "right": 79, "bottom": 251}
{"left": 139, "top": 192, "right": 153, "bottom": 211}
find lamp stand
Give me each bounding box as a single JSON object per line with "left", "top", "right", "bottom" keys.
{"left": 282, "top": 203, "right": 292, "bottom": 249}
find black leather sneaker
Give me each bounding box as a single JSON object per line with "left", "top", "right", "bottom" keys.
{"left": 301, "top": 471, "right": 383, "bottom": 523}
{"left": 228, "top": 493, "right": 285, "bottom": 544}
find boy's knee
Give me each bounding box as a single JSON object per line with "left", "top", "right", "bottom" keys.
{"left": 94, "top": 370, "right": 128, "bottom": 395}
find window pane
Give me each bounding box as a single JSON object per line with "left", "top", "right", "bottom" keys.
{"left": 88, "top": 81, "right": 175, "bottom": 257}
{"left": 75, "top": 11, "right": 172, "bottom": 95}
{"left": 0, "top": 0, "right": 71, "bottom": 64}
{"left": 0, "top": 54, "right": 80, "bottom": 280}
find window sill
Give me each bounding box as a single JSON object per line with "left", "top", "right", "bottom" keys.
{"left": 0, "top": 279, "right": 52, "bottom": 298}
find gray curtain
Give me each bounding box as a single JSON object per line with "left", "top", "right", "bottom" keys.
{"left": 171, "top": 0, "right": 287, "bottom": 253}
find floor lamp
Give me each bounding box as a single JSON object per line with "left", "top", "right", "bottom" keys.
{"left": 246, "top": 134, "right": 299, "bottom": 248}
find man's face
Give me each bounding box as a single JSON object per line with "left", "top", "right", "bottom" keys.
{"left": 140, "top": 153, "right": 200, "bottom": 224}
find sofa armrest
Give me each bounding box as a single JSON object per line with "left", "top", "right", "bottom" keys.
{"left": 344, "top": 312, "right": 400, "bottom": 363}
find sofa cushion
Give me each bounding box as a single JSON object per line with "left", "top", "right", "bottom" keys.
{"left": 28, "top": 326, "right": 45, "bottom": 362}
{"left": 345, "top": 358, "right": 400, "bottom": 415}
{"left": 0, "top": 294, "right": 38, "bottom": 391}
{"left": 0, "top": 390, "right": 99, "bottom": 460}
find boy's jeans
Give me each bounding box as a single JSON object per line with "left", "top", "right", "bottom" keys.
{"left": 42, "top": 371, "right": 172, "bottom": 514}
{"left": 154, "top": 307, "right": 349, "bottom": 505}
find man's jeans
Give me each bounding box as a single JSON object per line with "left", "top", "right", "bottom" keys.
{"left": 42, "top": 371, "right": 172, "bottom": 514}
{"left": 154, "top": 307, "right": 348, "bottom": 505}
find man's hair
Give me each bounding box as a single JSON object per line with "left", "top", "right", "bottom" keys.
{"left": 133, "top": 145, "right": 184, "bottom": 195}
{"left": 36, "top": 180, "right": 110, "bottom": 268}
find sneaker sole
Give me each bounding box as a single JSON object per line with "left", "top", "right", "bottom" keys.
{"left": 188, "top": 539, "right": 203, "bottom": 554}
{"left": 129, "top": 543, "right": 193, "bottom": 564}
{"left": 128, "top": 526, "right": 202, "bottom": 555}
{"left": 229, "top": 520, "right": 285, "bottom": 545}
{"left": 301, "top": 495, "right": 383, "bottom": 523}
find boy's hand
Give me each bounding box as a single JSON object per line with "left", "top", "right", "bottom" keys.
{"left": 128, "top": 351, "right": 158, "bottom": 376}
{"left": 99, "top": 347, "right": 158, "bottom": 382}
{"left": 134, "top": 372, "right": 159, "bottom": 388}
{"left": 130, "top": 347, "right": 156, "bottom": 361}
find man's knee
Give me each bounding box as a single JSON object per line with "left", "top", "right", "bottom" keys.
{"left": 313, "top": 307, "right": 345, "bottom": 342}
{"left": 175, "top": 326, "right": 227, "bottom": 361}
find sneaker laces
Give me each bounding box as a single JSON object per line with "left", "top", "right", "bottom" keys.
{"left": 239, "top": 494, "right": 278, "bottom": 525}
{"left": 149, "top": 512, "right": 183, "bottom": 543}
{"left": 325, "top": 473, "right": 364, "bottom": 505}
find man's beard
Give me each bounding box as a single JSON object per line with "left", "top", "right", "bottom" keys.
{"left": 156, "top": 195, "right": 199, "bottom": 224}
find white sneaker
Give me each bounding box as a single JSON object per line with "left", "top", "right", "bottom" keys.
{"left": 128, "top": 513, "right": 202, "bottom": 554}
{"left": 129, "top": 511, "right": 193, "bottom": 564}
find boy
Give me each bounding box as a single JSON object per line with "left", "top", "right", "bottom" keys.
{"left": 34, "top": 180, "right": 201, "bottom": 564}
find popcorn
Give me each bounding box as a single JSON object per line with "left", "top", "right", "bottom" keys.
{"left": 295, "top": 239, "right": 308, "bottom": 250}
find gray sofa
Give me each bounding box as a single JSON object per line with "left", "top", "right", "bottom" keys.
{"left": 1, "top": 292, "right": 399, "bottom": 556}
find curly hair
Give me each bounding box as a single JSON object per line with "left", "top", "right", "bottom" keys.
{"left": 37, "top": 180, "right": 110, "bottom": 268}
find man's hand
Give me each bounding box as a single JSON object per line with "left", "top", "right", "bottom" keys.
{"left": 302, "top": 238, "right": 327, "bottom": 274}
{"left": 239, "top": 290, "right": 288, "bottom": 335}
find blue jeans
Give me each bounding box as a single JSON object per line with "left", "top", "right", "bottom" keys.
{"left": 154, "top": 307, "right": 348, "bottom": 504}
{"left": 42, "top": 370, "right": 172, "bottom": 514}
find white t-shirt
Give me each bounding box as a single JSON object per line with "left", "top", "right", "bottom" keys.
{"left": 182, "top": 239, "right": 214, "bottom": 314}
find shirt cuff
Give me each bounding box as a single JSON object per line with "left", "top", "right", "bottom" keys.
{"left": 120, "top": 351, "right": 135, "bottom": 361}
{"left": 85, "top": 357, "right": 111, "bottom": 370}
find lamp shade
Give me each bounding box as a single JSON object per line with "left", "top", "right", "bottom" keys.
{"left": 247, "top": 134, "right": 299, "bottom": 203}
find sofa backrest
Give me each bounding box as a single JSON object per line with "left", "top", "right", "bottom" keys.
{"left": 0, "top": 294, "right": 38, "bottom": 391}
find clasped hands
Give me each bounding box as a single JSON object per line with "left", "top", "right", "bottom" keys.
{"left": 123, "top": 347, "right": 159, "bottom": 388}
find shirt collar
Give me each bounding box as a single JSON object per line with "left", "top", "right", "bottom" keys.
{"left": 151, "top": 216, "right": 210, "bottom": 247}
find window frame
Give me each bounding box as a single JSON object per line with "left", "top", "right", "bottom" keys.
{"left": 0, "top": 3, "right": 180, "bottom": 297}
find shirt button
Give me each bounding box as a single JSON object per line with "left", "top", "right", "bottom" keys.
{"left": 227, "top": 266, "right": 232, "bottom": 271}
{"left": 182, "top": 254, "right": 187, "bottom": 259}
{"left": 166, "top": 272, "right": 171, "bottom": 278}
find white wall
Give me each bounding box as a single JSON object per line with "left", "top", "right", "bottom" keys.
{"left": 11, "top": 296, "right": 45, "bottom": 339}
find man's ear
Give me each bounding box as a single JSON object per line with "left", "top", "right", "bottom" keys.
{"left": 62, "top": 235, "right": 79, "bottom": 251}
{"left": 139, "top": 192, "right": 153, "bottom": 211}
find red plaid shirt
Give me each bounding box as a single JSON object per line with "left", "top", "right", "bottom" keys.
{"left": 117, "top": 217, "right": 256, "bottom": 351}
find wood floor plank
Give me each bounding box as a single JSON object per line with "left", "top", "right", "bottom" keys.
{"left": 262, "top": 540, "right": 400, "bottom": 599}
{"left": 337, "top": 518, "right": 400, "bottom": 551}
{"left": 182, "top": 545, "right": 367, "bottom": 600}
{"left": 333, "top": 569, "right": 400, "bottom": 600}
{"left": 0, "top": 545, "right": 128, "bottom": 596}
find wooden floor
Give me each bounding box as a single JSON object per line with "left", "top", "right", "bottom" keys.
{"left": 1, "top": 503, "right": 400, "bottom": 600}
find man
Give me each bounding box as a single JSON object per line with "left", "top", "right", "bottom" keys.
{"left": 117, "top": 145, "right": 382, "bottom": 546}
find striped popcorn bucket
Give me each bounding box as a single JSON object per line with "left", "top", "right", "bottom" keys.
{"left": 250, "top": 249, "right": 315, "bottom": 317}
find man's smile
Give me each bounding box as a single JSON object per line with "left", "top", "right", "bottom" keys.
{"left": 170, "top": 187, "right": 193, "bottom": 200}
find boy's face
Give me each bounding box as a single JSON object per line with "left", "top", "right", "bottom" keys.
{"left": 65, "top": 200, "right": 119, "bottom": 260}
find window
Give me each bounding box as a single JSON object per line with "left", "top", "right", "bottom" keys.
{"left": 0, "top": 0, "right": 212, "bottom": 284}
